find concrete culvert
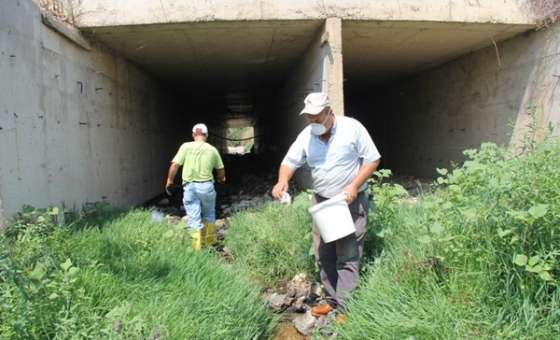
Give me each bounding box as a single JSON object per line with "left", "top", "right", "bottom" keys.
{"left": 2, "top": 0, "right": 560, "bottom": 217}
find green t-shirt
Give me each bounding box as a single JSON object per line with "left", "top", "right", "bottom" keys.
{"left": 171, "top": 141, "right": 224, "bottom": 183}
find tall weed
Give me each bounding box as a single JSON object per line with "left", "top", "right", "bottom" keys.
{"left": 1, "top": 207, "right": 275, "bottom": 339}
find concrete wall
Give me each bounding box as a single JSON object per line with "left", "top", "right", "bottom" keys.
{"left": 73, "top": 0, "right": 532, "bottom": 27}
{"left": 509, "top": 25, "right": 560, "bottom": 145}
{"left": 267, "top": 18, "right": 343, "bottom": 185}
{"left": 373, "top": 24, "right": 560, "bottom": 177}
{"left": 270, "top": 18, "right": 343, "bottom": 149}
{"left": 0, "top": 0, "right": 178, "bottom": 217}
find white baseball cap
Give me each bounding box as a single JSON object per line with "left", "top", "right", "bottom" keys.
{"left": 192, "top": 123, "right": 208, "bottom": 135}
{"left": 300, "top": 92, "right": 330, "bottom": 115}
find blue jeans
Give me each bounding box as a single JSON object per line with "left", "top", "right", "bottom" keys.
{"left": 183, "top": 181, "right": 216, "bottom": 229}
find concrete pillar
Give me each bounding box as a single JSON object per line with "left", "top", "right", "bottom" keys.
{"left": 274, "top": 17, "right": 345, "bottom": 145}
{"left": 323, "top": 18, "right": 344, "bottom": 115}
{"left": 271, "top": 17, "right": 344, "bottom": 188}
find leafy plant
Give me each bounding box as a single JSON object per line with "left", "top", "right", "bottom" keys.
{"left": 337, "top": 137, "right": 560, "bottom": 339}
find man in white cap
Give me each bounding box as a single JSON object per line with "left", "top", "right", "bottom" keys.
{"left": 272, "top": 92, "right": 381, "bottom": 316}
{"left": 166, "top": 123, "right": 226, "bottom": 252}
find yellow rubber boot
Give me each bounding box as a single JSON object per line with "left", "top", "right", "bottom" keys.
{"left": 200, "top": 225, "right": 207, "bottom": 247}
{"left": 189, "top": 229, "right": 202, "bottom": 253}
{"left": 204, "top": 223, "right": 216, "bottom": 246}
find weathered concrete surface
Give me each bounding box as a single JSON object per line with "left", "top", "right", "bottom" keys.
{"left": 343, "top": 20, "right": 534, "bottom": 83}
{"left": 268, "top": 18, "right": 343, "bottom": 187}
{"left": 81, "top": 20, "right": 323, "bottom": 92}
{"left": 73, "top": 0, "right": 533, "bottom": 27}
{"left": 270, "top": 18, "right": 343, "bottom": 144}
{"left": 352, "top": 24, "right": 560, "bottom": 177}
{"left": 0, "top": 0, "right": 179, "bottom": 216}
{"left": 509, "top": 25, "right": 560, "bottom": 146}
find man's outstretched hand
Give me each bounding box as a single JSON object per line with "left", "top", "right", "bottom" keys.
{"left": 272, "top": 181, "right": 288, "bottom": 200}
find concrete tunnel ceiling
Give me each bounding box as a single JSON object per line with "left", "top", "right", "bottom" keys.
{"left": 84, "top": 20, "right": 324, "bottom": 94}
{"left": 342, "top": 21, "right": 533, "bottom": 85}
{"left": 84, "top": 20, "right": 533, "bottom": 90}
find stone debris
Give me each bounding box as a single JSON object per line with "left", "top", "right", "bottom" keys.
{"left": 293, "top": 311, "right": 317, "bottom": 336}
{"left": 292, "top": 308, "right": 339, "bottom": 337}
{"left": 290, "top": 295, "right": 307, "bottom": 313}
{"left": 266, "top": 293, "right": 294, "bottom": 312}
{"left": 263, "top": 273, "right": 346, "bottom": 336}
{"left": 286, "top": 273, "right": 312, "bottom": 299}
{"left": 308, "top": 282, "right": 322, "bottom": 302}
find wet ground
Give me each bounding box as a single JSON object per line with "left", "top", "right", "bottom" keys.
{"left": 273, "top": 320, "right": 310, "bottom": 340}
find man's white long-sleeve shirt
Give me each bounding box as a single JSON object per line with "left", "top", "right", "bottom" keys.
{"left": 281, "top": 115, "right": 381, "bottom": 198}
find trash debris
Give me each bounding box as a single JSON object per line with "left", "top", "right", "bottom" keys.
{"left": 281, "top": 192, "right": 292, "bottom": 204}
{"left": 286, "top": 273, "right": 311, "bottom": 299}
{"left": 151, "top": 210, "right": 164, "bottom": 222}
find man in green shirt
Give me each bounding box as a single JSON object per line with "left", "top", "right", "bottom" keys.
{"left": 165, "top": 123, "right": 226, "bottom": 251}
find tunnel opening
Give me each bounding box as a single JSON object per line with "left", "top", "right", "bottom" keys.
{"left": 80, "top": 18, "right": 533, "bottom": 210}
{"left": 85, "top": 20, "right": 326, "bottom": 214}
{"left": 342, "top": 20, "right": 529, "bottom": 182}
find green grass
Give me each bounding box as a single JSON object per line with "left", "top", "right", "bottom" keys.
{"left": 334, "top": 139, "right": 560, "bottom": 339}
{"left": 1, "top": 208, "right": 275, "bottom": 339}
{"left": 335, "top": 203, "right": 493, "bottom": 339}
{"left": 225, "top": 193, "right": 315, "bottom": 286}
{"left": 3, "top": 138, "right": 560, "bottom": 339}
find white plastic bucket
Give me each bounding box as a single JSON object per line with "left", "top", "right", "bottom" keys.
{"left": 308, "top": 194, "right": 355, "bottom": 243}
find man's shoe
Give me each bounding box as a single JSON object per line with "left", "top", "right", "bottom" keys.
{"left": 311, "top": 303, "right": 334, "bottom": 316}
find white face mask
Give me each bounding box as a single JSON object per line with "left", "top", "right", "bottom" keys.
{"left": 310, "top": 123, "right": 327, "bottom": 135}
{"left": 309, "top": 113, "right": 330, "bottom": 136}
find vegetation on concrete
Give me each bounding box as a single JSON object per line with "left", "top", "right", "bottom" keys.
{"left": 335, "top": 137, "right": 560, "bottom": 339}
{"left": 0, "top": 206, "right": 274, "bottom": 339}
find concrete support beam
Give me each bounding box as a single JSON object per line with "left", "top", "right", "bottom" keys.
{"left": 268, "top": 18, "right": 344, "bottom": 187}
{"left": 73, "top": 0, "right": 533, "bottom": 27}
{"left": 323, "top": 18, "right": 344, "bottom": 116}
{"left": 273, "top": 17, "right": 344, "bottom": 146}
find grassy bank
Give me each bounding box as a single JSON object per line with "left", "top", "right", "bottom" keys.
{"left": 0, "top": 207, "right": 275, "bottom": 339}
{"left": 337, "top": 139, "right": 560, "bottom": 339}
